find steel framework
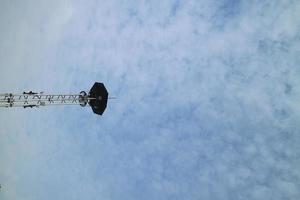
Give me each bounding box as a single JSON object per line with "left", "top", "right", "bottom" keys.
{"left": 0, "top": 82, "right": 109, "bottom": 115}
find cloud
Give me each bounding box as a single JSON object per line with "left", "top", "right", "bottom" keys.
{"left": 0, "top": 0, "right": 72, "bottom": 90}
{"left": 0, "top": 1, "right": 73, "bottom": 199}
{"left": 1, "top": 0, "right": 300, "bottom": 200}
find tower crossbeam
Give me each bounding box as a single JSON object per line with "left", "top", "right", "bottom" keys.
{"left": 0, "top": 82, "right": 109, "bottom": 115}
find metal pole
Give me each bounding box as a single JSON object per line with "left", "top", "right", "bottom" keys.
{"left": 0, "top": 93, "right": 90, "bottom": 108}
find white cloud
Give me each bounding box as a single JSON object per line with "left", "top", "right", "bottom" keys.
{"left": 0, "top": 0, "right": 72, "bottom": 90}
{"left": 1, "top": 0, "right": 300, "bottom": 199}
{"left": 0, "top": 1, "right": 73, "bottom": 199}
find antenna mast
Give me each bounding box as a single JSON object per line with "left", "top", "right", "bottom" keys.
{"left": 0, "top": 82, "right": 109, "bottom": 115}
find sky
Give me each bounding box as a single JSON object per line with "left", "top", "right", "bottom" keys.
{"left": 0, "top": 0, "right": 300, "bottom": 199}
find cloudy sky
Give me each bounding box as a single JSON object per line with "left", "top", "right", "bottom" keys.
{"left": 1, "top": 0, "right": 300, "bottom": 199}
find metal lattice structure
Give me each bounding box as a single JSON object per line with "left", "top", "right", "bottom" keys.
{"left": 0, "top": 82, "right": 109, "bottom": 115}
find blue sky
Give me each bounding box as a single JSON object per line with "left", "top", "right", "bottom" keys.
{"left": 0, "top": 0, "right": 300, "bottom": 199}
